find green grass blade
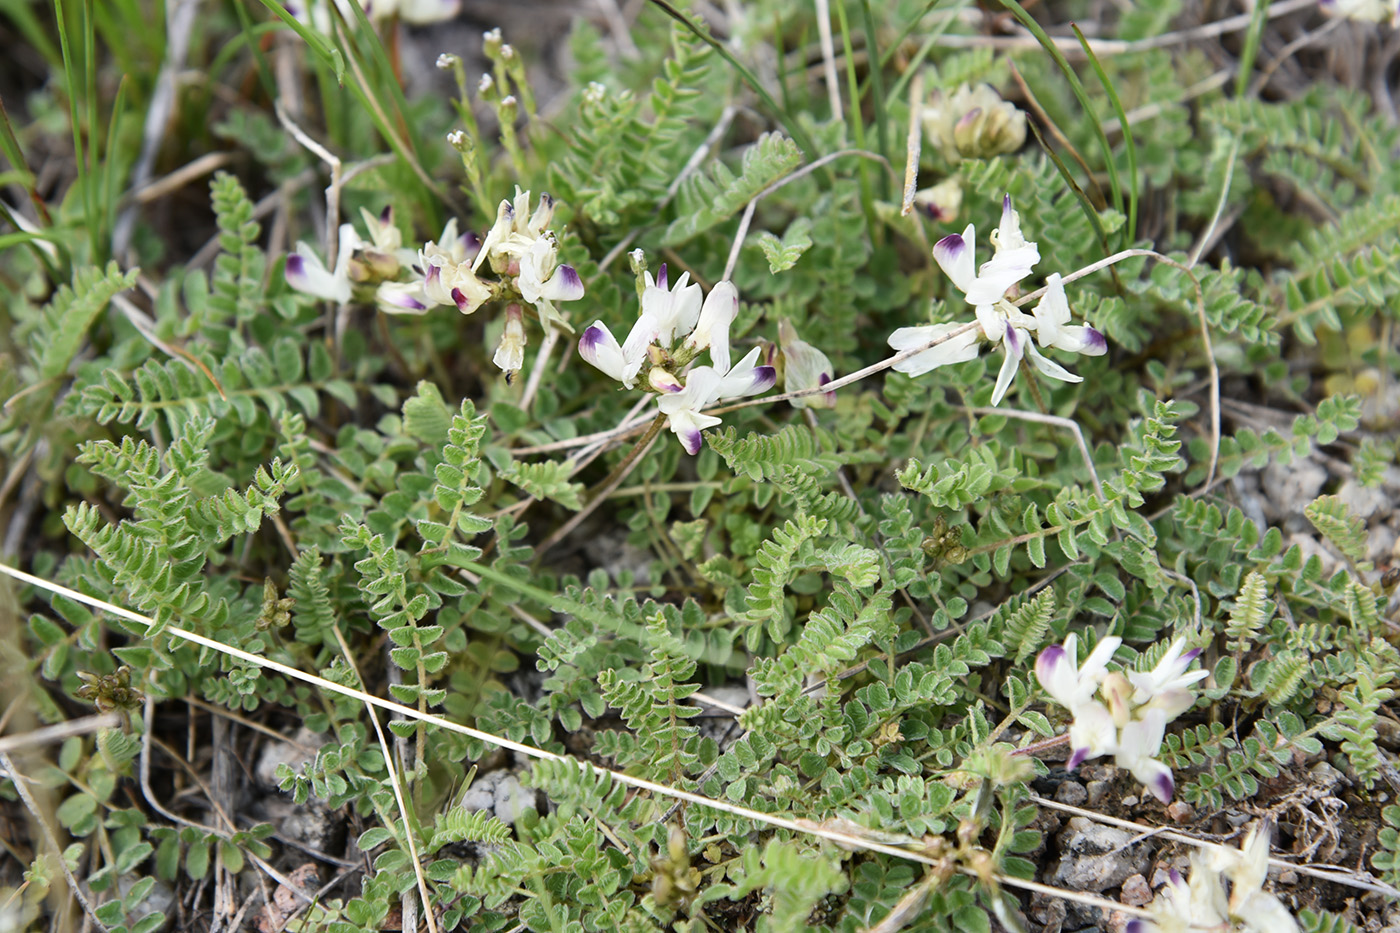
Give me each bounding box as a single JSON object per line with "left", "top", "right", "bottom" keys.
{"left": 53, "top": 0, "right": 95, "bottom": 262}
{"left": 857, "top": 0, "right": 890, "bottom": 167}
{"left": 1072, "top": 25, "right": 1137, "bottom": 248}
{"left": 995, "top": 1, "right": 1122, "bottom": 231}
{"left": 834, "top": 0, "right": 878, "bottom": 238}
{"left": 1234, "top": 0, "right": 1272, "bottom": 98}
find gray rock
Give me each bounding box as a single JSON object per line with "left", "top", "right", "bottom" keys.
{"left": 1051, "top": 817, "right": 1152, "bottom": 892}
{"left": 259, "top": 796, "right": 342, "bottom": 853}
{"left": 1337, "top": 473, "right": 1395, "bottom": 520}
{"left": 1054, "top": 781, "right": 1088, "bottom": 807}
{"left": 458, "top": 769, "right": 532, "bottom": 824}
{"left": 1120, "top": 873, "right": 1152, "bottom": 907}
{"left": 1230, "top": 473, "right": 1269, "bottom": 534}
{"left": 254, "top": 728, "right": 323, "bottom": 789}
{"left": 1262, "top": 457, "right": 1327, "bottom": 518}
{"left": 1086, "top": 780, "right": 1111, "bottom": 807}
{"left": 1369, "top": 525, "right": 1396, "bottom": 566}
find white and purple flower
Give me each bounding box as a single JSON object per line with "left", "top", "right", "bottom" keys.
{"left": 286, "top": 223, "right": 359, "bottom": 303}
{"left": 656, "top": 347, "right": 776, "bottom": 454}
{"left": 778, "top": 319, "right": 837, "bottom": 409}
{"left": 888, "top": 195, "right": 1107, "bottom": 405}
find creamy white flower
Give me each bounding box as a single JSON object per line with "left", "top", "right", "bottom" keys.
{"left": 657, "top": 347, "right": 775, "bottom": 454}
{"left": 1035, "top": 632, "right": 1123, "bottom": 712}
{"left": 682, "top": 279, "right": 740, "bottom": 373}
{"left": 1115, "top": 708, "right": 1175, "bottom": 803}
{"left": 1066, "top": 700, "right": 1117, "bottom": 770}
{"left": 493, "top": 304, "right": 526, "bottom": 376}
{"left": 516, "top": 234, "right": 584, "bottom": 328}
{"left": 287, "top": 0, "right": 459, "bottom": 32}
{"left": 1320, "top": 0, "right": 1399, "bottom": 25}
{"left": 888, "top": 321, "right": 981, "bottom": 376}
{"left": 578, "top": 319, "right": 648, "bottom": 388}
{"left": 1033, "top": 273, "right": 1107, "bottom": 356}
{"left": 376, "top": 280, "right": 431, "bottom": 315}
{"left": 1129, "top": 638, "right": 1209, "bottom": 720}
{"left": 778, "top": 320, "right": 836, "bottom": 409}
{"left": 899, "top": 195, "right": 1107, "bottom": 405}
{"left": 640, "top": 265, "right": 704, "bottom": 348}
{"left": 286, "top": 223, "right": 359, "bottom": 303}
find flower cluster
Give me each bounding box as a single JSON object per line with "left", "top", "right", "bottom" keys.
{"left": 578, "top": 260, "right": 775, "bottom": 454}
{"left": 286, "top": 189, "right": 584, "bottom": 377}
{"left": 1127, "top": 820, "right": 1298, "bottom": 933}
{"left": 1035, "top": 633, "right": 1207, "bottom": 803}
{"left": 888, "top": 195, "right": 1106, "bottom": 405}
{"left": 1320, "top": 0, "right": 1399, "bottom": 25}
{"left": 286, "top": 0, "right": 459, "bottom": 32}
{"left": 923, "top": 83, "right": 1027, "bottom": 164}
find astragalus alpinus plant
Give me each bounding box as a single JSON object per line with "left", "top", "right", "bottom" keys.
{"left": 3, "top": 1, "right": 1400, "bottom": 932}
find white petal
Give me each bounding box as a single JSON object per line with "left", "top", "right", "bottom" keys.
{"left": 539, "top": 264, "right": 585, "bottom": 302}
{"left": 716, "top": 346, "right": 776, "bottom": 399}
{"left": 578, "top": 322, "right": 628, "bottom": 383}
{"left": 1025, "top": 340, "right": 1083, "bottom": 383}
{"left": 686, "top": 280, "right": 739, "bottom": 373}
{"left": 989, "top": 325, "right": 1026, "bottom": 405}
{"left": 932, "top": 225, "right": 978, "bottom": 294}
{"left": 889, "top": 323, "right": 981, "bottom": 376}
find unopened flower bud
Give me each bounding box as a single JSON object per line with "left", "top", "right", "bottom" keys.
{"left": 923, "top": 83, "right": 1027, "bottom": 164}
{"left": 913, "top": 177, "right": 963, "bottom": 223}
{"left": 493, "top": 304, "right": 526, "bottom": 377}
{"left": 649, "top": 368, "right": 683, "bottom": 394}
{"left": 777, "top": 319, "right": 836, "bottom": 410}
{"left": 583, "top": 81, "right": 607, "bottom": 105}
{"left": 436, "top": 53, "right": 459, "bottom": 70}
{"left": 483, "top": 27, "right": 503, "bottom": 58}
{"left": 478, "top": 73, "right": 496, "bottom": 100}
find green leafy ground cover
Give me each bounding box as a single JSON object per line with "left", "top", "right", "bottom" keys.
{"left": 2, "top": 1, "right": 1400, "bottom": 932}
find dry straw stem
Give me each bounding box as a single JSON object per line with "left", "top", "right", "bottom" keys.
{"left": 0, "top": 750, "right": 111, "bottom": 933}
{"left": 0, "top": 713, "right": 118, "bottom": 755}
{"left": 1028, "top": 793, "right": 1400, "bottom": 898}
{"left": 901, "top": 72, "right": 924, "bottom": 218}
{"left": 0, "top": 561, "right": 1157, "bottom": 921}
{"left": 329, "top": 624, "right": 440, "bottom": 933}
{"left": 931, "top": 0, "right": 1316, "bottom": 55}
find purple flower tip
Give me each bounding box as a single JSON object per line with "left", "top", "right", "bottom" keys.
{"left": 1084, "top": 326, "right": 1108, "bottom": 355}
{"left": 1152, "top": 772, "right": 1175, "bottom": 803}
{"left": 560, "top": 264, "right": 583, "bottom": 293}
{"left": 540, "top": 192, "right": 554, "bottom": 209}
{"left": 1169, "top": 868, "right": 1182, "bottom": 886}
{"left": 1004, "top": 325, "right": 1021, "bottom": 352}
{"left": 426, "top": 264, "right": 441, "bottom": 284}
{"left": 579, "top": 324, "right": 604, "bottom": 355}
{"left": 1066, "top": 747, "right": 1088, "bottom": 770}
{"left": 448, "top": 288, "right": 471, "bottom": 311}
{"left": 934, "top": 232, "right": 965, "bottom": 258}
{"left": 286, "top": 254, "right": 306, "bottom": 279}
{"left": 380, "top": 205, "right": 392, "bottom": 224}
{"left": 818, "top": 372, "right": 832, "bottom": 387}
{"left": 955, "top": 107, "right": 983, "bottom": 131}
{"left": 680, "top": 428, "right": 703, "bottom": 455}
{"left": 752, "top": 365, "right": 777, "bottom": 393}
{"left": 1126, "top": 922, "right": 1147, "bottom": 933}
{"left": 656, "top": 262, "right": 668, "bottom": 291}
{"left": 1181, "top": 648, "right": 1202, "bottom": 665}
{"left": 1003, "top": 193, "right": 1013, "bottom": 212}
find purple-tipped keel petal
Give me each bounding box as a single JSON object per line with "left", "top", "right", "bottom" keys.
{"left": 285, "top": 253, "right": 306, "bottom": 281}
{"left": 750, "top": 365, "right": 777, "bottom": 394}
{"left": 656, "top": 262, "right": 668, "bottom": 291}
{"left": 553, "top": 264, "right": 585, "bottom": 301}
{"left": 1082, "top": 325, "right": 1108, "bottom": 356}
{"left": 1066, "top": 746, "right": 1089, "bottom": 771}
{"left": 1151, "top": 770, "right": 1175, "bottom": 804}
{"left": 679, "top": 427, "right": 703, "bottom": 456}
